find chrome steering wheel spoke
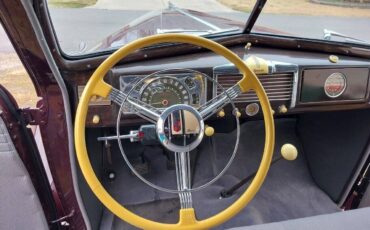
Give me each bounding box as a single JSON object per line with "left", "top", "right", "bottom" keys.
{"left": 174, "top": 151, "right": 193, "bottom": 209}
{"left": 110, "top": 87, "right": 161, "bottom": 124}
{"left": 198, "top": 84, "right": 242, "bottom": 120}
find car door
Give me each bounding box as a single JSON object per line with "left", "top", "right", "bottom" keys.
{"left": 0, "top": 24, "right": 59, "bottom": 229}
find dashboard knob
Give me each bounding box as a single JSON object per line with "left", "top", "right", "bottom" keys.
{"left": 205, "top": 126, "right": 215, "bottom": 137}
{"left": 278, "top": 105, "right": 288, "bottom": 114}
{"left": 329, "top": 55, "right": 339, "bottom": 63}
{"left": 217, "top": 109, "right": 225, "bottom": 118}
{"left": 245, "top": 103, "right": 259, "bottom": 116}
{"left": 92, "top": 115, "right": 100, "bottom": 124}
{"left": 233, "top": 109, "right": 241, "bottom": 118}
{"left": 281, "top": 144, "right": 298, "bottom": 161}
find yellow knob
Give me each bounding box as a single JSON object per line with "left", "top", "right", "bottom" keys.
{"left": 278, "top": 105, "right": 288, "bottom": 114}
{"left": 329, "top": 55, "right": 339, "bottom": 63}
{"left": 218, "top": 109, "right": 225, "bottom": 118}
{"left": 205, "top": 126, "right": 215, "bottom": 137}
{"left": 281, "top": 144, "right": 298, "bottom": 161}
{"left": 92, "top": 115, "right": 100, "bottom": 124}
{"left": 233, "top": 109, "right": 241, "bottom": 118}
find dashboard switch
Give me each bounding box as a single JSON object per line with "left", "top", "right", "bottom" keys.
{"left": 205, "top": 125, "right": 215, "bottom": 137}
{"left": 281, "top": 144, "right": 298, "bottom": 161}
{"left": 329, "top": 55, "right": 339, "bottom": 63}
{"left": 217, "top": 109, "right": 225, "bottom": 118}
{"left": 278, "top": 105, "right": 288, "bottom": 114}
{"left": 92, "top": 115, "right": 100, "bottom": 124}
{"left": 233, "top": 108, "right": 241, "bottom": 118}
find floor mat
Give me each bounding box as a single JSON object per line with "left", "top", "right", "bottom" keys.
{"left": 99, "top": 119, "right": 340, "bottom": 229}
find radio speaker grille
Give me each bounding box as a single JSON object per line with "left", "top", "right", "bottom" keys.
{"left": 215, "top": 73, "right": 294, "bottom": 103}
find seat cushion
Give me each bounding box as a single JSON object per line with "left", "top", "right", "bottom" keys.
{"left": 0, "top": 116, "right": 48, "bottom": 230}
{"left": 229, "top": 207, "right": 370, "bottom": 230}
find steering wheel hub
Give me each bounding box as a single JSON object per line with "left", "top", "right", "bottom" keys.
{"left": 157, "top": 104, "right": 204, "bottom": 152}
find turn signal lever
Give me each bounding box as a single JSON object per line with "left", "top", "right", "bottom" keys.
{"left": 220, "top": 143, "right": 298, "bottom": 198}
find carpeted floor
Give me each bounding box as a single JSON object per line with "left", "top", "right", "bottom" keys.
{"left": 99, "top": 118, "right": 340, "bottom": 229}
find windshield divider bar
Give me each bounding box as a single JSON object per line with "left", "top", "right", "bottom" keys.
{"left": 243, "top": 0, "right": 267, "bottom": 34}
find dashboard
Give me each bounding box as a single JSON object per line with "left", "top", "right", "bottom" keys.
{"left": 75, "top": 46, "right": 370, "bottom": 127}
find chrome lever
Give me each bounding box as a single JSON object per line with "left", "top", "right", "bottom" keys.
{"left": 97, "top": 131, "right": 140, "bottom": 142}
{"left": 97, "top": 124, "right": 158, "bottom": 144}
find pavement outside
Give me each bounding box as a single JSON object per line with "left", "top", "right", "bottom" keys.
{"left": 0, "top": 26, "right": 38, "bottom": 108}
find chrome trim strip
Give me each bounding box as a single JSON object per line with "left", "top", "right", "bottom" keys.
{"left": 21, "top": 0, "right": 90, "bottom": 228}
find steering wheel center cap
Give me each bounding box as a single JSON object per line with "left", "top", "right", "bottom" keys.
{"left": 156, "top": 104, "right": 204, "bottom": 152}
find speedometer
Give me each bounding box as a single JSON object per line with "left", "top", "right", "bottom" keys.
{"left": 140, "top": 77, "right": 190, "bottom": 108}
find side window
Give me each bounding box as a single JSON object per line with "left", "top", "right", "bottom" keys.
{"left": 0, "top": 23, "right": 39, "bottom": 108}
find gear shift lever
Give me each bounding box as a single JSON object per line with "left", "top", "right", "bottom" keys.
{"left": 220, "top": 144, "right": 298, "bottom": 198}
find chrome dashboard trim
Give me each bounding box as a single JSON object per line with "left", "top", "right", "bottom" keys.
{"left": 212, "top": 61, "right": 299, "bottom": 108}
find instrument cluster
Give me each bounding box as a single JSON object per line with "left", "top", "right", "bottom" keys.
{"left": 119, "top": 72, "right": 207, "bottom": 114}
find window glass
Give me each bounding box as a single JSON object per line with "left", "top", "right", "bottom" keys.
{"left": 0, "top": 24, "right": 38, "bottom": 108}
{"left": 46, "top": 0, "right": 256, "bottom": 55}
{"left": 250, "top": 0, "right": 370, "bottom": 45}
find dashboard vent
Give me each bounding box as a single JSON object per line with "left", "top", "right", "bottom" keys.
{"left": 215, "top": 73, "right": 294, "bottom": 103}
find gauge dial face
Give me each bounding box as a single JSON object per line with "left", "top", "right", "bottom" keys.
{"left": 140, "top": 77, "right": 190, "bottom": 108}
{"left": 324, "top": 72, "right": 347, "bottom": 98}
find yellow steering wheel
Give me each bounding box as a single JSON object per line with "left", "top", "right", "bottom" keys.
{"left": 75, "top": 34, "right": 275, "bottom": 229}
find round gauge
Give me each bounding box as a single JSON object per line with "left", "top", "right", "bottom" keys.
{"left": 140, "top": 77, "right": 190, "bottom": 108}
{"left": 245, "top": 103, "right": 259, "bottom": 116}
{"left": 324, "top": 72, "right": 347, "bottom": 98}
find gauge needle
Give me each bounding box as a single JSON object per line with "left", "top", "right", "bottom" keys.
{"left": 151, "top": 99, "right": 169, "bottom": 106}
{"left": 150, "top": 101, "right": 163, "bottom": 105}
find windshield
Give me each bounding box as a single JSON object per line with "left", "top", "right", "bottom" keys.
{"left": 47, "top": 0, "right": 370, "bottom": 56}
{"left": 46, "top": 0, "right": 255, "bottom": 55}
{"left": 245, "top": 0, "right": 370, "bottom": 45}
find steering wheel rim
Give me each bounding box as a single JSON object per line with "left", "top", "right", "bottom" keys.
{"left": 74, "top": 34, "right": 275, "bottom": 229}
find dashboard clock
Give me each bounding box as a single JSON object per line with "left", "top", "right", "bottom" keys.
{"left": 324, "top": 72, "right": 347, "bottom": 98}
